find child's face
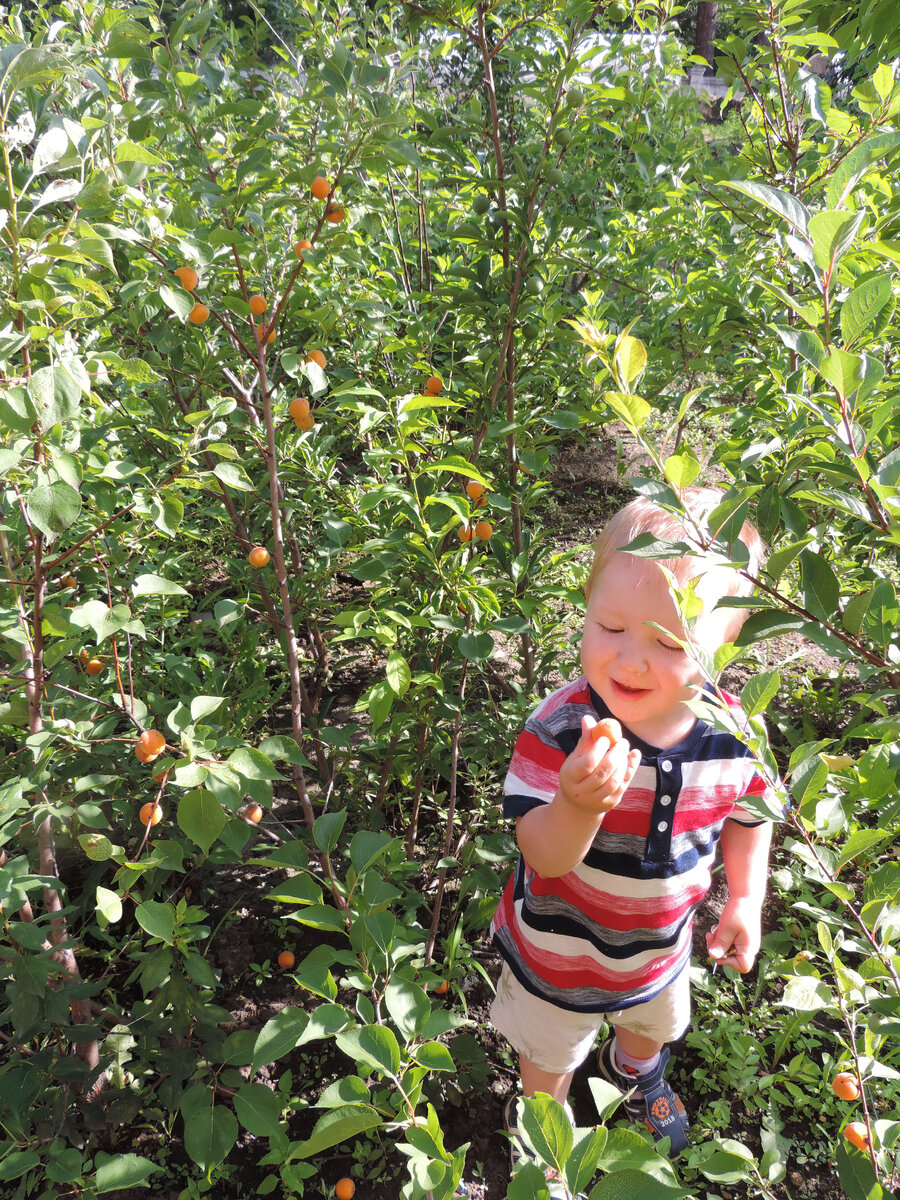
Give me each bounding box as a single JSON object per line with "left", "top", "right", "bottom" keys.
{"left": 581, "top": 550, "right": 733, "bottom": 748}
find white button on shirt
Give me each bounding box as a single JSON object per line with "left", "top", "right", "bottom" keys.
{"left": 661, "top": 759, "right": 673, "bottom": 772}
{"left": 661, "top": 794, "right": 672, "bottom": 806}
{"left": 657, "top": 821, "right": 668, "bottom": 832}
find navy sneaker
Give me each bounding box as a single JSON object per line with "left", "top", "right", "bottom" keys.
{"left": 595, "top": 1038, "right": 689, "bottom": 1156}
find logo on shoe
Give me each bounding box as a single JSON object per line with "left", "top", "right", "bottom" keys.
{"left": 651, "top": 1096, "right": 671, "bottom": 1121}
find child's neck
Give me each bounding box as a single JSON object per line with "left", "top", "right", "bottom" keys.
{"left": 625, "top": 708, "right": 698, "bottom": 751}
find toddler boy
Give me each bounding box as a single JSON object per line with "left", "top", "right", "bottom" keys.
{"left": 491, "top": 488, "right": 775, "bottom": 1170}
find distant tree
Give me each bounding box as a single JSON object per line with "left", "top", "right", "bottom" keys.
{"left": 695, "top": 1, "right": 718, "bottom": 75}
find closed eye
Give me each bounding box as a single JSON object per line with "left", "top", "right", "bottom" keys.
{"left": 596, "top": 622, "right": 622, "bottom": 633}
{"left": 658, "top": 640, "right": 683, "bottom": 652}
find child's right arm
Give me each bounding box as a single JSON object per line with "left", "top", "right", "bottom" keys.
{"left": 515, "top": 716, "right": 641, "bottom": 878}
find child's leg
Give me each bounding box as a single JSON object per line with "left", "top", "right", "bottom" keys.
{"left": 611, "top": 1026, "right": 663, "bottom": 1075}
{"left": 519, "top": 1056, "right": 574, "bottom": 1104}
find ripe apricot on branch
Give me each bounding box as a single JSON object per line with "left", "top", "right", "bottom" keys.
{"left": 256, "top": 323, "right": 275, "bottom": 344}
{"left": 248, "top": 546, "right": 270, "bottom": 568}
{"left": 136, "top": 730, "right": 166, "bottom": 760}
{"left": 289, "top": 398, "right": 310, "bottom": 422}
{"left": 474, "top": 520, "right": 493, "bottom": 541}
{"left": 591, "top": 718, "right": 622, "bottom": 746}
{"left": 434, "top": 980, "right": 449, "bottom": 995}
{"left": 325, "top": 203, "right": 346, "bottom": 223}
{"left": 139, "top": 802, "right": 163, "bottom": 826}
{"left": 843, "top": 1122, "right": 870, "bottom": 1152}
{"left": 188, "top": 302, "right": 210, "bottom": 324}
{"left": 61, "top": 574, "right": 78, "bottom": 588}
{"left": 277, "top": 950, "right": 295, "bottom": 969}
{"left": 458, "top": 525, "right": 473, "bottom": 543}
{"left": 249, "top": 294, "right": 267, "bottom": 315}
{"left": 425, "top": 375, "right": 443, "bottom": 395}
{"left": 465, "top": 480, "right": 486, "bottom": 502}
{"left": 306, "top": 349, "right": 326, "bottom": 369}
{"left": 295, "top": 411, "right": 315, "bottom": 431}
{"left": 173, "top": 265, "right": 198, "bottom": 291}
{"left": 833, "top": 1073, "right": 861, "bottom": 1101}
{"left": 335, "top": 1179, "right": 355, "bottom": 1200}
{"left": 295, "top": 238, "right": 313, "bottom": 258}
{"left": 242, "top": 803, "right": 264, "bottom": 824}
{"left": 85, "top": 657, "right": 103, "bottom": 676}
{"left": 311, "top": 175, "right": 331, "bottom": 200}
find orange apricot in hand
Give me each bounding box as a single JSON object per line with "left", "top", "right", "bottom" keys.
{"left": 833, "top": 1072, "right": 861, "bottom": 1101}
{"left": 139, "top": 802, "right": 163, "bottom": 826}
{"left": 311, "top": 175, "right": 331, "bottom": 200}
{"left": 335, "top": 1179, "right": 355, "bottom": 1200}
{"left": 248, "top": 546, "right": 270, "bottom": 568}
{"left": 249, "top": 294, "right": 267, "bottom": 316}
{"left": 188, "top": 302, "right": 210, "bottom": 324}
{"left": 306, "top": 349, "right": 326, "bottom": 369}
{"left": 425, "top": 375, "right": 443, "bottom": 395}
{"left": 843, "top": 1122, "right": 870, "bottom": 1152}
{"left": 173, "top": 266, "right": 198, "bottom": 291}
{"left": 591, "top": 718, "right": 622, "bottom": 747}
{"left": 85, "top": 657, "right": 104, "bottom": 676}
{"left": 277, "top": 950, "right": 295, "bottom": 969}
{"left": 474, "top": 520, "right": 493, "bottom": 541}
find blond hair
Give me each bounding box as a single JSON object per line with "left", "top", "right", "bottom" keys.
{"left": 584, "top": 488, "right": 765, "bottom": 602}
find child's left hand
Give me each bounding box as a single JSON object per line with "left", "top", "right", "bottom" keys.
{"left": 706, "top": 896, "right": 762, "bottom": 974}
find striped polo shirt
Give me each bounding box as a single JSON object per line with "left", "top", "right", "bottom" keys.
{"left": 491, "top": 676, "right": 770, "bottom": 1013}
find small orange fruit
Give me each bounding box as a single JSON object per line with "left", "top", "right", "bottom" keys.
{"left": 458, "top": 525, "right": 473, "bottom": 543}
{"left": 173, "top": 266, "right": 198, "bottom": 291}
{"left": 188, "top": 302, "right": 210, "bottom": 325}
{"left": 135, "top": 744, "right": 154, "bottom": 763}
{"left": 295, "top": 238, "right": 314, "bottom": 258}
{"left": 325, "top": 203, "right": 345, "bottom": 223}
{"left": 305, "top": 349, "right": 326, "bottom": 369}
{"left": 474, "top": 520, "right": 493, "bottom": 541}
{"left": 136, "top": 730, "right": 166, "bottom": 759}
{"left": 833, "top": 1072, "right": 861, "bottom": 1101}
{"left": 425, "top": 375, "right": 443, "bottom": 394}
{"left": 242, "top": 803, "right": 264, "bottom": 824}
{"left": 61, "top": 574, "right": 78, "bottom": 588}
{"left": 311, "top": 175, "right": 331, "bottom": 200}
{"left": 139, "top": 802, "right": 163, "bottom": 826}
{"left": 843, "top": 1122, "right": 870, "bottom": 1152}
{"left": 249, "top": 294, "right": 267, "bottom": 315}
{"left": 591, "top": 718, "right": 622, "bottom": 747}
{"left": 248, "top": 546, "right": 270, "bottom": 568}
{"left": 335, "top": 1179, "right": 355, "bottom": 1200}
{"left": 256, "top": 323, "right": 276, "bottom": 344}
{"left": 85, "top": 657, "right": 103, "bottom": 676}
{"left": 277, "top": 950, "right": 295, "bottom": 969}
{"left": 295, "top": 411, "right": 315, "bottom": 431}
{"left": 465, "top": 480, "right": 486, "bottom": 502}
{"left": 289, "top": 398, "right": 311, "bottom": 422}
{"left": 434, "top": 980, "right": 449, "bottom": 995}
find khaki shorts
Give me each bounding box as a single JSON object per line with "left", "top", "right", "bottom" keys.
{"left": 490, "top": 962, "right": 691, "bottom": 1075}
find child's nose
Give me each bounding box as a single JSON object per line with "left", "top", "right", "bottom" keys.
{"left": 617, "top": 635, "right": 648, "bottom": 674}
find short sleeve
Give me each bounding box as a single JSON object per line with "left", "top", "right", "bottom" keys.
{"left": 503, "top": 718, "right": 566, "bottom": 819}
{"left": 727, "top": 770, "right": 779, "bottom": 827}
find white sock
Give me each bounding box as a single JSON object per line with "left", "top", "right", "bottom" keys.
{"left": 613, "top": 1039, "right": 660, "bottom": 1094}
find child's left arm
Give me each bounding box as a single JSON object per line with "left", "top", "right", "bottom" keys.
{"left": 706, "top": 819, "right": 773, "bottom": 974}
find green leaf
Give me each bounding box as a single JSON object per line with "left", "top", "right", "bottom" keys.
{"left": 590, "top": 1169, "right": 692, "bottom": 1199}
{"left": 264, "top": 874, "right": 321, "bottom": 904}
{"left": 819, "top": 349, "right": 864, "bottom": 399}
{"left": 384, "top": 977, "right": 430, "bottom": 1041}
{"left": 233, "top": 1082, "right": 284, "bottom": 1137}
{"left": 734, "top": 611, "right": 810, "bottom": 645}
{"left": 212, "top": 461, "right": 254, "bottom": 492}
{"left": 132, "top": 573, "right": 189, "bottom": 598}
{"left": 135, "top": 900, "right": 176, "bottom": 945}
{"left": 251, "top": 1007, "right": 310, "bottom": 1074}
{"left": 335, "top": 1025, "right": 401, "bottom": 1078}
{"left": 293, "top": 1105, "right": 383, "bottom": 1158}
{"left": 808, "top": 210, "right": 864, "bottom": 272}
{"left": 189, "top": 695, "right": 226, "bottom": 721}
{"left": 613, "top": 335, "right": 647, "bottom": 389}
{"left": 413, "top": 1041, "right": 456, "bottom": 1071}
{"left": 602, "top": 390, "right": 650, "bottom": 430}
{"left": 114, "top": 140, "right": 165, "bottom": 165}
{"left": 458, "top": 632, "right": 494, "bottom": 661}
{"left": 182, "top": 1104, "right": 237, "bottom": 1173}
{"left": 835, "top": 1141, "right": 880, "bottom": 1200}
{"left": 417, "top": 456, "right": 489, "bottom": 487}
{"left": 386, "top": 649, "right": 411, "bottom": 696}
{"left": 780, "top": 976, "right": 833, "bottom": 1011}
{"left": 313, "top": 810, "right": 346, "bottom": 854}
{"left": 93, "top": 1154, "right": 160, "bottom": 1193}
{"left": 723, "top": 180, "right": 810, "bottom": 236}
{"left": 31, "top": 126, "right": 68, "bottom": 174}
{"left": 96, "top": 885, "right": 122, "bottom": 924}
{"left": 177, "top": 790, "right": 226, "bottom": 855}
{"left": 76, "top": 237, "right": 117, "bottom": 275}
{"left": 25, "top": 479, "right": 82, "bottom": 540}
{"left": 799, "top": 550, "right": 840, "bottom": 622}
{"left": 740, "top": 670, "right": 781, "bottom": 719}
{"left": 836, "top": 829, "right": 893, "bottom": 872}
{"left": 518, "top": 1095, "right": 572, "bottom": 1177}
{"left": 663, "top": 450, "right": 701, "bottom": 489}
{"left": 225, "top": 747, "right": 283, "bottom": 781}
{"left": 841, "top": 275, "right": 893, "bottom": 347}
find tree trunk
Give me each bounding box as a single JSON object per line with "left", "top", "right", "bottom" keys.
{"left": 695, "top": 1, "right": 718, "bottom": 76}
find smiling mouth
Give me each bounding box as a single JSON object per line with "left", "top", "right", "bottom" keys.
{"left": 612, "top": 680, "right": 650, "bottom": 698}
